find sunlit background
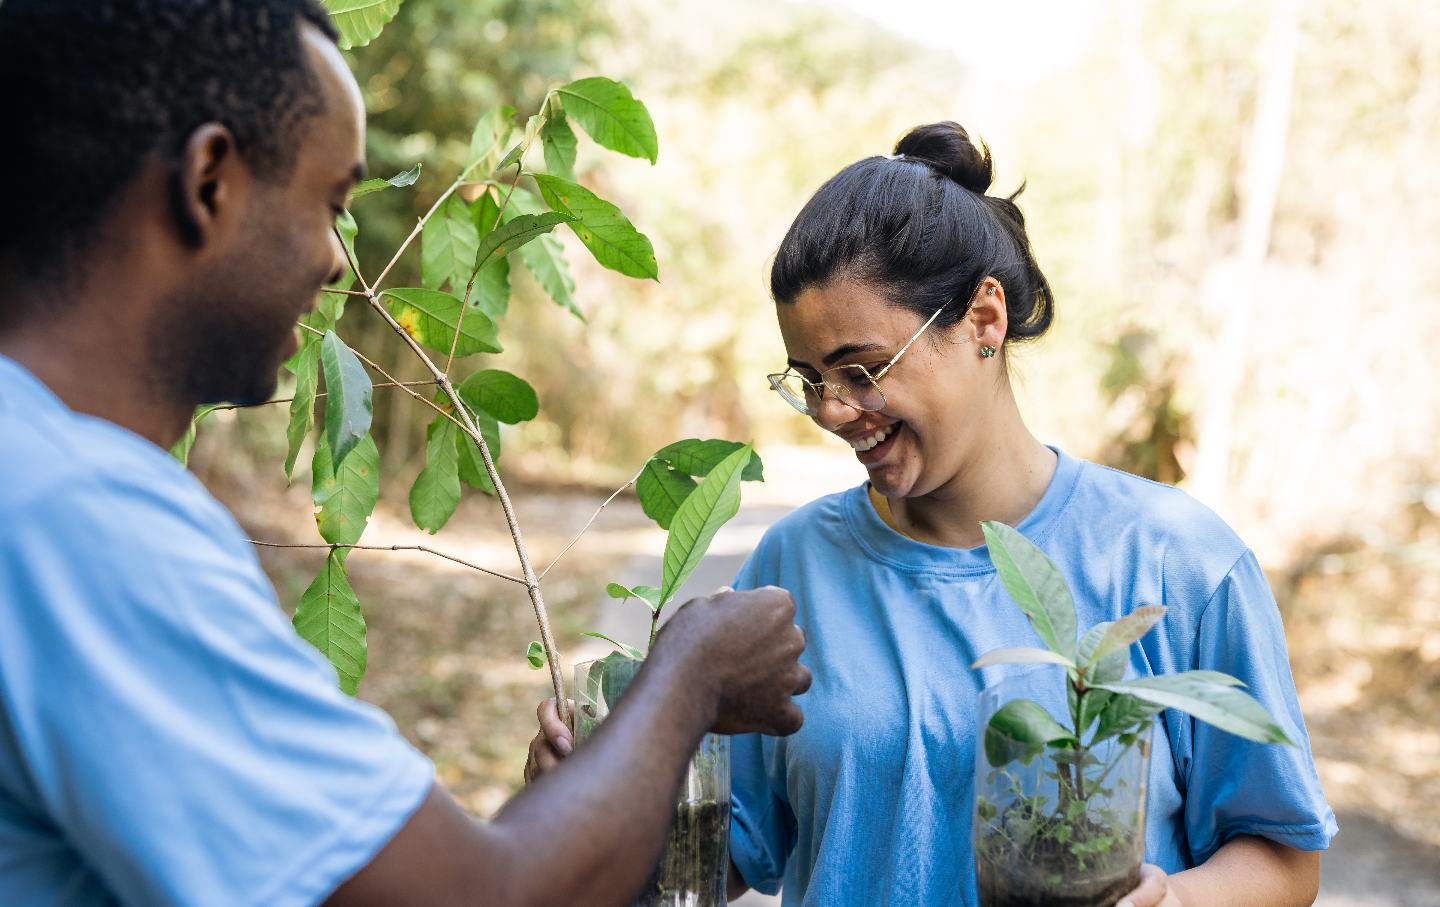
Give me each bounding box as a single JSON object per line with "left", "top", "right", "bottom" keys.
{"left": 189, "top": 0, "right": 1440, "bottom": 901}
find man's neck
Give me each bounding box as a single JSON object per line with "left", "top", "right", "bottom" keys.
{"left": 0, "top": 312, "right": 193, "bottom": 451}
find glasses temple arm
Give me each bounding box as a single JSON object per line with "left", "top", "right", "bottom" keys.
{"left": 873, "top": 302, "right": 951, "bottom": 380}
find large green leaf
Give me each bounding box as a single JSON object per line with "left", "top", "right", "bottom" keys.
{"left": 468, "top": 105, "right": 517, "bottom": 174}
{"left": 319, "top": 331, "right": 372, "bottom": 468}
{"left": 1092, "top": 672, "right": 1294, "bottom": 745}
{"left": 293, "top": 550, "right": 367, "bottom": 695}
{"left": 409, "top": 418, "right": 461, "bottom": 533}
{"left": 532, "top": 174, "right": 658, "bottom": 281}
{"left": 540, "top": 114, "right": 578, "bottom": 180}
{"left": 169, "top": 405, "right": 220, "bottom": 466}
{"left": 1090, "top": 692, "right": 1162, "bottom": 744}
{"left": 421, "top": 194, "right": 481, "bottom": 292}
{"left": 322, "top": 0, "right": 401, "bottom": 50}
{"left": 284, "top": 341, "right": 321, "bottom": 479}
{"left": 382, "top": 288, "right": 501, "bottom": 357}
{"left": 659, "top": 444, "right": 752, "bottom": 606}
{"left": 636, "top": 459, "right": 697, "bottom": 530}
{"left": 350, "top": 163, "right": 421, "bottom": 201}
{"left": 454, "top": 411, "right": 501, "bottom": 494}
{"left": 556, "top": 77, "right": 658, "bottom": 164}
{"left": 598, "top": 652, "right": 643, "bottom": 709}
{"left": 1086, "top": 605, "right": 1167, "bottom": 668}
{"left": 582, "top": 632, "right": 645, "bottom": 661}
{"left": 504, "top": 188, "right": 579, "bottom": 319}
{"left": 980, "top": 520, "right": 1077, "bottom": 661}
{"left": 456, "top": 369, "right": 538, "bottom": 424}
{"left": 467, "top": 193, "right": 513, "bottom": 318}
{"left": 1077, "top": 621, "right": 1128, "bottom": 686}
{"left": 983, "top": 698, "right": 1078, "bottom": 768}
{"left": 970, "top": 647, "right": 1076, "bottom": 670}
{"left": 311, "top": 433, "right": 380, "bottom": 550}
{"left": 653, "top": 438, "right": 765, "bottom": 482}
{"left": 471, "top": 212, "right": 574, "bottom": 276}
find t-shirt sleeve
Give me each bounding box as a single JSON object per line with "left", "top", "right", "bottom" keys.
{"left": 0, "top": 480, "right": 434, "bottom": 907}
{"left": 725, "top": 551, "right": 794, "bottom": 895}
{"left": 1180, "top": 550, "right": 1337, "bottom": 862}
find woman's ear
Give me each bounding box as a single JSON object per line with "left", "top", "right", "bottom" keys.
{"left": 966, "top": 277, "right": 1008, "bottom": 352}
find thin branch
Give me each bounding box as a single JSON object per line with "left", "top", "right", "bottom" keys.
{"left": 323, "top": 288, "right": 371, "bottom": 297}
{"left": 540, "top": 461, "right": 650, "bottom": 580}
{"left": 336, "top": 223, "right": 572, "bottom": 726}
{"left": 249, "top": 539, "right": 526, "bottom": 585}
{"left": 446, "top": 163, "right": 525, "bottom": 376}
{"left": 208, "top": 380, "right": 438, "bottom": 413}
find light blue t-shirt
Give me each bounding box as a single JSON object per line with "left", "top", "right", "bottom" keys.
{"left": 729, "top": 447, "right": 1336, "bottom": 905}
{"left": 0, "top": 355, "right": 434, "bottom": 907}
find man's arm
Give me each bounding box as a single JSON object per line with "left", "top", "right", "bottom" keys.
{"left": 329, "top": 587, "right": 809, "bottom": 907}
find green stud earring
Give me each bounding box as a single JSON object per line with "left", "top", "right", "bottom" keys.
{"left": 980, "top": 345, "right": 998, "bottom": 358}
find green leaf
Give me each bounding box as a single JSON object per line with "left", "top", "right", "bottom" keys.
{"left": 582, "top": 632, "right": 645, "bottom": 661}
{"left": 970, "top": 647, "right": 1076, "bottom": 670}
{"left": 659, "top": 444, "right": 752, "bottom": 607}
{"left": 409, "top": 418, "right": 461, "bottom": 533}
{"left": 421, "top": 194, "right": 481, "bottom": 292}
{"left": 526, "top": 640, "right": 547, "bottom": 669}
{"left": 169, "top": 405, "right": 220, "bottom": 466}
{"left": 653, "top": 438, "right": 765, "bottom": 482}
{"left": 294, "top": 550, "right": 367, "bottom": 694}
{"left": 311, "top": 432, "right": 380, "bottom": 550}
{"left": 503, "top": 188, "right": 579, "bottom": 319}
{"left": 984, "top": 698, "right": 1078, "bottom": 768}
{"left": 467, "top": 105, "right": 517, "bottom": 174}
{"left": 540, "top": 114, "right": 579, "bottom": 180}
{"left": 637, "top": 459, "right": 697, "bottom": 530}
{"left": 320, "top": 331, "right": 372, "bottom": 468}
{"left": 1091, "top": 692, "right": 1162, "bottom": 744}
{"left": 980, "top": 520, "right": 1078, "bottom": 661}
{"left": 321, "top": 0, "right": 401, "bottom": 50}
{"left": 457, "top": 369, "right": 538, "bottom": 424}
{"left": 1078, "top": 622, "right": 1128, "bottom": 686}
{"left": 606, "top": 582, "right": 662, "bottom": 612}
{"left": 284, "top": 341, "right": 321, "bottom": 479}
{"left": 315, "top": 209, "right": 360, "bottom": 307}
{"left": 468, "top": 193, "right": 513, "bottom": 318}
{"left": 350, "top": 163, "right": 421, "bottom": 200}
{"left": 454, "top": 411, "right": 500, "bottom": 493}
{"left": 598, "top": 651, "right": 643, "bottom": 706}
{"left": 383, "top": 288, "right": 501, "bottom": 357}
{"left": 472, "top": 212, "right": 575, "bottom": 276}
{"left": 1086, "top": 605, "right": 1167, "bottom": 668}
{"left": 1091, "top": 672, "right": 1294, "bottom": 745}
{"left": 556, "top": 77, "right": 659, "bottom": 163}
{"left": 532, "top": 173, "right": 658, "bottom": 280}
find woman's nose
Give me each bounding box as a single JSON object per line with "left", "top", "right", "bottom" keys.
{"left": 812, "top": 392, "right": 861, "bottom": 432}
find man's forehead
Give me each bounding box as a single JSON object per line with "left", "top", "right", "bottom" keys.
{"left": 300, "top": 22, "right": 366, "bottom": 166}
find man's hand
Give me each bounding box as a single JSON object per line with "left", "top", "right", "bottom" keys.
{"left": 523, "top": 585, "right": 810, "bottom": 784}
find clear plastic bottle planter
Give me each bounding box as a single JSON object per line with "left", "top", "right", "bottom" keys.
{"left": 973, "top": 668, "right": 1153, "bottom": 907}
{"left": 575, "top": 656, "right": 731, "bottom": 907}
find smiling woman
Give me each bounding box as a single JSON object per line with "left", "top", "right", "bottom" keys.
{"left": 722, "top": 121, "right": 1334, "bottom": 905}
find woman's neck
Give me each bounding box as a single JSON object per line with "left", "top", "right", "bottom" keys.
{"left": 885, "top": 394, "right": 1057, "bottom": 549}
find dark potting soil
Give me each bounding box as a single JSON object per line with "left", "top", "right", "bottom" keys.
{"left": 975, "top": 838, "right": 1140, "bottom": 907}
{"left": 633, "top": 799, "right": 728, "bottom": 907}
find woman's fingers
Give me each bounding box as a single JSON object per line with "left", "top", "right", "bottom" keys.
{"left": 536, "top": 697, "right": 575, "bottom": 755}
{"left": 1116, "top": 864, "right": 1170, "bottom": 907}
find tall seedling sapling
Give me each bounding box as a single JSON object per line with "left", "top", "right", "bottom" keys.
{"left": 177, "top": 2, "right": 726, "bottom": 728}
{"left": 970, "top": 521, "right": 1293, "bottom": 907}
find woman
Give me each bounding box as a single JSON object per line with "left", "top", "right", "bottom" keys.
{"left": 527, "top": 122, "right": 1335, "bottom": 906}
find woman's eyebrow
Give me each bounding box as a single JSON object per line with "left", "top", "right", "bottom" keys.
{"left": 786, "top": 342, "right": 887, "bottom": 372}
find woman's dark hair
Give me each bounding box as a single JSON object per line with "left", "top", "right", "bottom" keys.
{"left": 770, "top": 122, "right": 1054, "bottom": 344}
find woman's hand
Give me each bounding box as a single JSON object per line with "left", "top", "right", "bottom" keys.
{"left": 1116, "top": 864, "right": 1183, "bottom": 907}
{"left": 522, "top": 697, "right": 574, "bottom": 784}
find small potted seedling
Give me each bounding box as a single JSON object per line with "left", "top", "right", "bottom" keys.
{"left": 559, "top": 440, "right": 762, "bottom": 907}
{"left": 970, "top": 521, "right": 1293, "bottom": 907}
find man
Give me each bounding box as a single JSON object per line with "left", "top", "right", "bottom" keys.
{"left": 0, "top": 3, "right": 810, "bottom": 905}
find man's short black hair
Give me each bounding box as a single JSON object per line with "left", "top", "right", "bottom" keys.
{"left": 0, "top": 0, "right": 339, "bottom": 278}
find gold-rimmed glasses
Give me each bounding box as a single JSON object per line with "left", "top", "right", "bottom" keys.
{"left": 767, "top": 301, "right": 951, "bottom": 416}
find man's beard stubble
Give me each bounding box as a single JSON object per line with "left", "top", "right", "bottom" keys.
{"left": 146, "top": 280, "right": 294, "bottom": 409}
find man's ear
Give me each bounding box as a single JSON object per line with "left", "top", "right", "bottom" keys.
{"left": 170, "top": 123, "right": 243, "bottom": 248}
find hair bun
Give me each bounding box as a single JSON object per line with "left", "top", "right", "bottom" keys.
{"left": 894, "top": 121, "right": 994, "bottom": 195}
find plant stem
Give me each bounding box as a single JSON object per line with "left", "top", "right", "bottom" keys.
{"left": 538, "top": 461, "right": 649, "bottom": 579}
{"left": 337, "top": 227, "right": 571, "bottom": 727}
{"left": 249, "top": 539, "right": 526, "bottom": 585}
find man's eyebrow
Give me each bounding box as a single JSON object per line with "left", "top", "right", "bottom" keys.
{"left": 786, "top": 342, "right": 887, "bottom": 372}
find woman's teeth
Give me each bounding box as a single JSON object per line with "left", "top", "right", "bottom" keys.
{"left": 850, "top": 424, "right": 896, "bottom": 451}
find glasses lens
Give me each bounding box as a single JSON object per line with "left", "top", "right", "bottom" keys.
{"left": 771, "top": 373, "right": 820, "bottom": 414}
{"left": 825, "top": 366, "right": 886, "bottom": 412}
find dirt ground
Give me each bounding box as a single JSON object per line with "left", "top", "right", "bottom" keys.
{"left": 209, "top": 445, "right": 1440, "bottom": 903}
